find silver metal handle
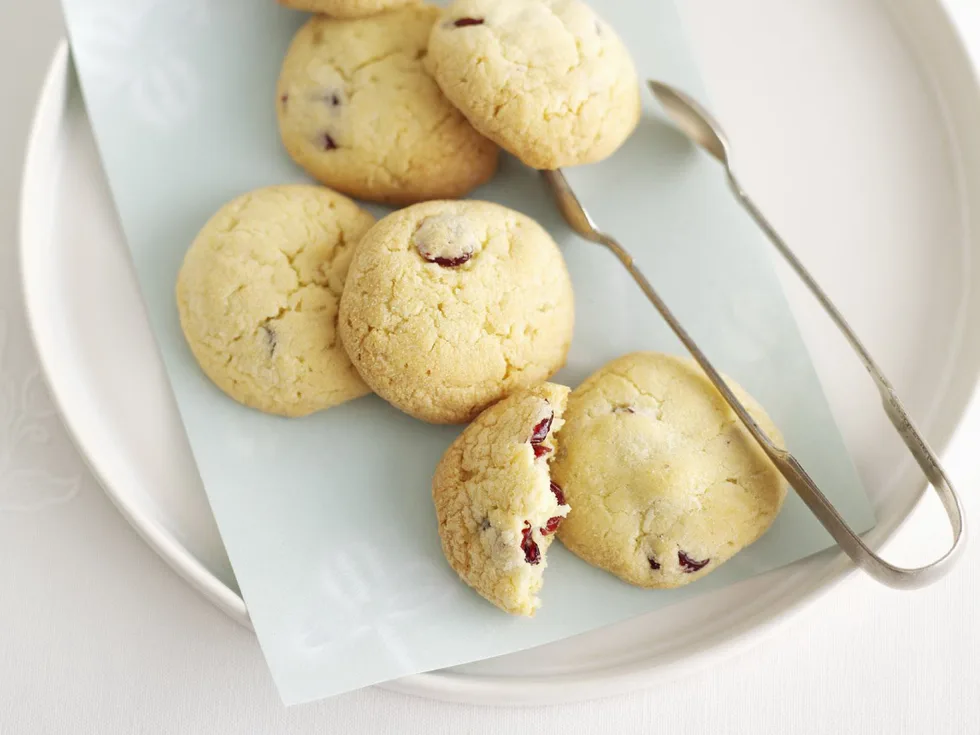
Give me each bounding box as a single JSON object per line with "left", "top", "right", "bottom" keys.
{"left": 722, "top": 170, "right": 965, "bottom": 588}
{"left": 542, "top": 165, "right": 965, "bottom": 589}
{"left": 602, "top": 217, "right": 964, "bottom": 588}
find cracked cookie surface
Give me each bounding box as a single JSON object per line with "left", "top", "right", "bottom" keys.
{"left": 176, "top": 185, "right": 374, "bottom": 417}
{"left": 426, "top": 0, "right": 641, "bottom": 169}
{"left": 433, "top": 382, "right": 570, "bottom": 616}
{"left": 277, "top": 0, "right": 419, "bottom": 18}
{"left": 338, "top": 200, "right": 575, "bottom": 424}
{"left": 553, "top": 352, "right": 787, "bottom": 588}
{"left": 277, "top": 5, "right": 499, "bottom": 205}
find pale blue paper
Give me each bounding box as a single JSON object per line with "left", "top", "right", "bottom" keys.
{"left": 61, "top": 0, "right": 875, "bottom": 704}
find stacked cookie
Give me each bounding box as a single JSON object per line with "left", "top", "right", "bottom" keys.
{"left": 276, "top": 4, "right": 499, "bottom": 205}
{"left": 431, "top": 353, "right": 787, "bottom": 616}
{"left": 275, "top": 0, "right": 641, "bottom": 202}
{"left": 176, "top": 0, "right": 787, "bottom": 618}
{"left": 179, "top": 0, "right": 638, "bottom": 419}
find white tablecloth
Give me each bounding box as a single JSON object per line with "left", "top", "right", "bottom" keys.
{"left": 2, "top": 1, "right": 977, "bottom": 732}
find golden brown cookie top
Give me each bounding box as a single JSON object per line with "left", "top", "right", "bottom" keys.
{"left": 338, "top": 200, "right": 575, "bottom": 424}
{"left": 553, "top": 352, "right": 787, "bottom": 588}
{"left": 427, "top": 0, "right": 641, "bottom": 169}
{"left": 176, "top": 185, "right": 374, "bottom": 417}
{"left": 277, "top": 5, "right": 499, "bottom": 205}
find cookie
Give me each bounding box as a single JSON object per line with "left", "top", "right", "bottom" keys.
{"left": 338, "top": 200, "right": 575, "bottom": 424}
{"left": 426, "top": 0, "right": 641, "bottom": 170}
{"left": 433, "top": 383, "right": 570, "bottom": 616}
{"left": 277, "top": 0, "right": 418, "bottom": 18}
{"left": 276, "top": 6, "right": 499, "bottom": 205}
{"left": 176, "top": 185, "right": 374, "bottom": 417}
{"left": 553, "top": 353, "right": 787, "bottom": 588}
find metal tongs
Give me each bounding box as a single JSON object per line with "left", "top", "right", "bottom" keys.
{"left": 541, "top": 80, "right": 965, "bottom": 590}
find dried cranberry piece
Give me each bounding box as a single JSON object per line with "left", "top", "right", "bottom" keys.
{"left": 541, "top": 518, "right": 560, "bottom": 535}
{"left": 530, "top": 413, "right": 553, "bottom": 444}
{"left": 414, "top": 214, "right": 477, "bottom": 268}
{"left": 280, "top": 93, "right": 289, "bottom": 106}
{"left": 429, "top": 254, "right": 472, "bottom": 268}
{"left": 678, "top": 551, "right": 710, "bottom": 573}
{"left": 521, "top": 523, "right": 540, "bottom": 565}
{"left": 530, "top": 412, "right": 553, "bottom": 459}
{"left": 541, "top": 481, "right": 566, "bottom": 535}
{"left": 453, "top": 17, "right": 485, "bottom": 27}
{"left": 648, "top": 556, "right": 661, "bottom": 571}
{"left": 321, "top": 133, "right": 338, "bottom": 150}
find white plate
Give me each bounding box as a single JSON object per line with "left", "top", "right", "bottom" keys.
{"left": 19, "top": 0, "right": 980, "bottom": 705}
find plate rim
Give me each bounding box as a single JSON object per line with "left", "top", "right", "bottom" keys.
{"left": 19, "top": 0, "right": 980, "bottom": 704}
{"left": 17, "top": 42, "right": 251, "bottom": 626}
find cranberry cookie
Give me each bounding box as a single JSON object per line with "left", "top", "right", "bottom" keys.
{"left": 433, "top": 383, "right": 570, "bottom": 616}
{"left": 277, "top": 5, "right": 498, "bottom": 205}
{"left": 176, "top": 185, "right": 374, "bottom": 417}
{"left": 338, "top": 200, "right": 575, "bottom": 424}
{"left": 426, "top": 0, "right": 641, "bottom": 169}
{"left": 553, "top": 353, "right": 787, "bottom": 588}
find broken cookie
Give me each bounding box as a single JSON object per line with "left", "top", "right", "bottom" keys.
{"left": 432, "top": 382, "right": 569, "bottom": 616}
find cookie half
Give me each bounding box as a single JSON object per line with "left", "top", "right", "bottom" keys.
{"left": 176, "top": 185, "right": 374, "bottom": 417}
{"left": 433, "top": 383, "right": 570, "bottom": 616}
{"left": 277, "top": 5, "right": 499, "bottom": 205}
{"left": 427, "top": 0, "right": 641, "bottom": 169}
{"left": 553, "top": 353, "right": 788, "bottom": 588}
{"left": 277, "top": 0, "right": 419, "bottom": 18}
{"left": 338, "top": 200, "right": 575, "bottom": 424}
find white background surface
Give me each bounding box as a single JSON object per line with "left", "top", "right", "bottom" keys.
{"left": 2, "top": 0, "right": 978, "bottom": 733}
